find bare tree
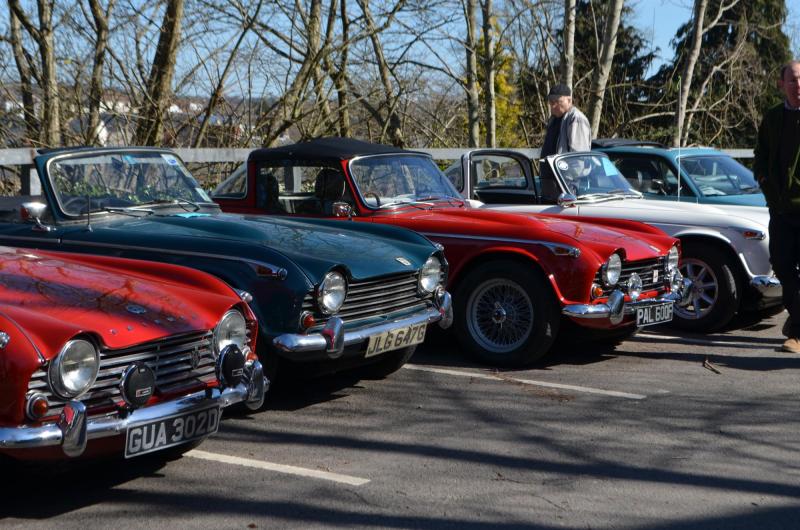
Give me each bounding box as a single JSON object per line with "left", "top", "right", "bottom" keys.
{"left": 86, "top": 0, "right": 116, "bottom": 145}
{"left": 465, "top": 0, "right": 480, "bottom": 147}
{"left": 6, "top": 6, "right": 39, "bottom": 144}
{"left": 586, "top": 0, "right": 624, "bottom": 137}
{"left": 9, "top": 0, "right": 60, "bottom": 146}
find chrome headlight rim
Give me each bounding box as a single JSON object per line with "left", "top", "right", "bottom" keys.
{"left": 601, "top": 253, "right": 622, "bottom": 287}
{"left": 418, "top": 255, "right": 443, "bottom": 294}
{"left": 213, "top": 309, "right": 248, "bottom": 356}
{"left": 666, "top": 245, "right": 680, "bottom": 272}
{"left": 48, "top": 338, "right": 99, "bottom": 400}
{"left": 316, "top": 271, "right": 347, "bottom": 315}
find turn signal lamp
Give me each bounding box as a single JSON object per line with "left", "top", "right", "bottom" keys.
{"left": 300, "top": 311, "right": 316, "bottom": 331}
{"left": 26, "top": 393, "right": 50, "bottom": 420}
{"left": 591, "top": 283, "right": 604, "bottom": 299}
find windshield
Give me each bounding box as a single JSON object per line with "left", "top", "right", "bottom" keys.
{"left": 349, "top": 155, "right": 462, "bottom": 208}
{"left": 47, "top": 151, "right": 214, "bottom": 216}
{"left": 552, "top": 153, "right": 638, "bottom": 198}
{"left": 680, "top": 155, "right": 760, "bottom": 197}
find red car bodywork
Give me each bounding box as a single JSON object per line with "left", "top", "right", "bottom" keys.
{"left": 215, "top": 138, "right": 686, "bottom": 366}
{"left": 0, "top": 247, "right": 264, "bottom": 460}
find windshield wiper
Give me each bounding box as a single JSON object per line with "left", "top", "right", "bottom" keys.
{"left": 577, "top": 188, "right": 640, "bottom": 202}
{"left": 101, "top": 206, "right": 154, "bottom": 217}
{"left": 417, "top": 195, "right": 466, "bottom": 207}
{"left": 140, "top": 198, "right": 201, "bottom": 212}
{"left": 379, "top": 199, "right": 434, "bottom": 210}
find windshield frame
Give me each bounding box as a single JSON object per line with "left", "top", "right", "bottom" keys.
{"left": 42, "top": 147, "right": 218, "bottom": 220}
{"left": 346, "top": 152, "right": 464, "bottom": 211}
{"left": 675, "top": 153, "right": 759, "bottom": 198}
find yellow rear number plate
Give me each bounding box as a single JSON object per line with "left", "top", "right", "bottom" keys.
{"left": 365, "top": 323, "right": 427, "bottom": 357}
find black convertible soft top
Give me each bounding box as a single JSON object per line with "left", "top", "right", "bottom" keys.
{"left": 249, "top": 137, "right": 427, "bottom": 163}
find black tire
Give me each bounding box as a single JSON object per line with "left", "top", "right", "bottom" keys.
{"left": 357, "top": 345, "right": 416, "bottom": 379}
{"left": 672, "top": 242, "right": 740, "bottom": 332}
{"left": 454, "top": 261, "right": 559, "bottom": 367}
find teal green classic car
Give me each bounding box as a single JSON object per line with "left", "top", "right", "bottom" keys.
{"left": 594, "top": 139, "right": 766, "bottom": 207}
{"left": 0, "top": 148, "right": 452, "bottom": 382}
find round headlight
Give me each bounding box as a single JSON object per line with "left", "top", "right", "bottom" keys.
{"left": 419, "top": 256, "right": 442, "bottom": 294}
{"left": 666, "top": 245, "right": 679, "bottom": 272}
{"left": 49, "top": 339, "right": 99, "bottom": 399}
{"left": 602, "top": 253, "right": 622, "bottom": 286}
{"left": 214, "top": 309, "right": 248, "bottom": 355}
{"left": 317, "top": 271, "right": 347, "bottom": 315}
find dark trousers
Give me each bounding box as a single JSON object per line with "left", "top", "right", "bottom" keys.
{"left": 769, "top": 213, "right": 800, "bottom": 336}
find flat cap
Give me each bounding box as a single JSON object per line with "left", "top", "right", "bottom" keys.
{"left": 548, "top": 83, "right": 572, "bottom": 98}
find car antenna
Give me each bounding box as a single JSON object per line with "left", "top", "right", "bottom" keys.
{"left": 86, "top": 195, "right": 93, "bottom": 232}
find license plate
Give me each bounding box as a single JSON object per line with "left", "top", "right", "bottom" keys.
{"left": 636, "top": 302, "right": 674, "bottom": 327}
{"left": 125, "top": 405, "right": 220, "bottom": 458}
{"left": 365, "top": 322, "right": 427, "bottom": 358}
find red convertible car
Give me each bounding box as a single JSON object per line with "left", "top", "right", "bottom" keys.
{"left": 0, "top": 246, "right": 266, "bottom": 461}
{"left": 213, "top": 138, "right": 690, "bottom": 367}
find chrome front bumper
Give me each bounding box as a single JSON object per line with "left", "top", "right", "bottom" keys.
{"left": 750, "top": 275, "right": 782, "bottom": 299}
{"left": 273, "top": 289, "right": 453, "bottom": 357}
{"left": 0, "top": 360, "right": 267, "bottom": 457}
{"left": 562, "top": 278, "right": 692, "bottom": 324}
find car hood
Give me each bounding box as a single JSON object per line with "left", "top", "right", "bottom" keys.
{"left": 380, "top": 207, "right": 671, "bottom": 261}
{"left": 0, "top": 246, "right": 234, "bottom": 354}
{"left": 494, "top": 197, "right": 770, "bottom": 231}
{"left": 61, "top": 212, "right": 433, "bottom": 283}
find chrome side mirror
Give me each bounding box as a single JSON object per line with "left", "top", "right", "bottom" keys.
{"left": 22, "top": 201, "right": 55, "bottom": 232}
{"left": 557, "top": 192, "right": 577, "bottom": 208}
{"left": 332, "top": 201, "right": 353, "bottom": 218}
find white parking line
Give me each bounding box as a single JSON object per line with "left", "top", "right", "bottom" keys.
{"left": 403, "top": 364, "right": 647, "bottom": 400}
{"left": 634, "top": 333, "right": 775, "bottom": 349}
{"left": 186, "top": 450, "right": 371, "bottom": 486}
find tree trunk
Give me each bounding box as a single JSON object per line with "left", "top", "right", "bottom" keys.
{"left": 672, "top": 0, "right": 708, "bottom": 147}
{"left": 87, "top": 0, "right": 115, "bottom": 145}
{"left": 134, "top": 0, "right": 185, "bottom": 146}
{"left": 7, "top": 6, "right": 38, "bottom": 145}
{"left": 587, "top": 0, "right": 624, "bottom": 137}
{"left": 465, "top": 0, "right": 480, "bottom": 147}
{"left": 562, "top": 0, "right": 576, "bottom": 88}
{"left": 481, "top": 0, "right": 496, "bottom": 147}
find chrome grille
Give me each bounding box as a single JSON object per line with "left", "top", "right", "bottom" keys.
{"left": 303, "top": 271, "right": 442, "bottom": 326}
{"left": 594, "top": 257, "right": 667, "bottom": 296}
{"left": 27, "top": 331, "right": 216, "bottom": 417}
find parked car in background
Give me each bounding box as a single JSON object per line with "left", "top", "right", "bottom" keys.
{"left": 0, "top": 246, "right": 266, "bottom": 461}
{"left": 592, "top": 139, "right": 766, "bottom": 207}
{"left": 0, "top": 147, "right": 452, "bottom": 384}
{"left": 445, "top": 149, "right": 780, "bottom": 331}
{"left": 213, "top": 138, "right": 688, "bottom": 368}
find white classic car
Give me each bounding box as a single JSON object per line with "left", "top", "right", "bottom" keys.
{"left": 444, "top": 149, "right": 781, "bottom": 331}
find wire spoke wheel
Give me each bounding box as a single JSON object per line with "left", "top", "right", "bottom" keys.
{"left": 467, "top": 278, "right": 534, "bottom": 353}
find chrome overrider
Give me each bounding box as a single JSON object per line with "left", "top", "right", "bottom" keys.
{"left": 750, "top": 275, "right": 782, "bottom": 298}
{"left": 562, "top": 274, "right": 693, "bottom": 324}
{"left": 0, "top": 356, "right": 267, "bottom": 457}
{"left": 274, "top": 287, "right": 453, "bottom": 356}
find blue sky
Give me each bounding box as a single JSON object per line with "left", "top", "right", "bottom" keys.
{"left": 632, "top": 0, "right": 800, "bottom": 74}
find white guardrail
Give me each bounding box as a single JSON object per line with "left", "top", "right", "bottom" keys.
{"left": 0, "top": 147, "right": 754, "bottom": 166}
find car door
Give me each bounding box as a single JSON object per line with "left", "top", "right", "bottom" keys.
{"left": 0, "top": 164, "right": 65, "bottom": 247}
{"left": 459, "top": 150, "right": 540, "bottom": 205}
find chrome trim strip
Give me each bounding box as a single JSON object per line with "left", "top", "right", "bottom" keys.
{"left": 421, "top": 232, "right": 581, "bottom": 257}
{"left": 0, "top": 361, "right": 266, "bottom": 454}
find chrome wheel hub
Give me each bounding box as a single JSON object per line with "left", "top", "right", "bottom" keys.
{"left": 675, "top": 259, "right": 719, "bottom": 320}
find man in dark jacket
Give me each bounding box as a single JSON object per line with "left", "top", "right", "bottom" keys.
{"left": 754, "top": 60, "right": 800, "bottom": 352}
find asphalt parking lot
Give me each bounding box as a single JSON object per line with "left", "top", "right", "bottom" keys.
{"left": 2, "top": 311, "right": 799, "bottom": 529}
